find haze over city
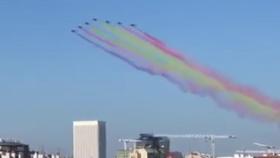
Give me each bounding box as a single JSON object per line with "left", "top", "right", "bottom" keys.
{"left": 1, "top": 0, "right": 280, "bottom": 158}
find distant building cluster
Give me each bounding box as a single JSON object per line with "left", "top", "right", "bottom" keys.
{"left": 0, "top": 139, "right": 62, "bottom": 158}
{"left": 0, "top": 120, "right": 107, "bottom": 158}
{"left": 30, "top": 152, "right": 61, "bottom": 158}
{"left": 2, "top": 120, "right": 280, "bottom": 158}
{"left": 116, "top": 133, "right": 184, "bottom": 158}
{"left": 0, "top": 139, "right": 29, "bottom": 158}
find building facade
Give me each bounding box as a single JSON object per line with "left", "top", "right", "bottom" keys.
{"left": 73, "top": 121, "right": 106, "bottom": 158}
{"left": 116, "top": 134, "right": 170, "bottom": 158}
{"left": 0, "top": 139, "right": 30, "bottom": 158}
{"left": 136, "top": 134, "right": 170, "bottom": 158}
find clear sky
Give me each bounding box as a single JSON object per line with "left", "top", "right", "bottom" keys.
{"left": 1, "top": 0, "right": 280, "bottom": 157}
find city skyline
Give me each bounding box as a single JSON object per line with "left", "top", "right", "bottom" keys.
{"left": 1, "top": 0, "right": 280, "bottom": 158}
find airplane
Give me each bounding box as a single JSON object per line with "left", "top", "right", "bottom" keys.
{"left": 130, "top": 24, "right": 136, "bottom": 27}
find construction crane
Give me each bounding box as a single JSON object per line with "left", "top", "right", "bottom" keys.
{"left": 253, "top": 142, "right": 280, "bottom": 155}
{"left": 236, "top": 150, "right": 269, "bottom": 154}
{"left": 154, "top": 134, "right": 237, "bottom": 158}
{"left": 254, "top": 142, "right": 276, "bottom": 149}
{"left": 118, "top": 138, "right": 142, "bottom": 151}
{"left": 236, "top": 149, "right": 280, "bottom": 155}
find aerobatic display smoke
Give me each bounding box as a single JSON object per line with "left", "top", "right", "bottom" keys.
{"left": 72, "top": 19, "right": 280, "bottom": 123}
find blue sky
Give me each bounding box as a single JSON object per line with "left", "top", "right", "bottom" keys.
{"left": 1, "top": 0, "right": 280, "bottom": 157}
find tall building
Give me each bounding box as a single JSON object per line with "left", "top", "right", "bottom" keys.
{"left": 73, "top": 121, "right": 106, "bottom": 158}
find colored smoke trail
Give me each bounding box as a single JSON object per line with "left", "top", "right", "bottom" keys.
{"left": 73, "top": 20, "right": 280, "bottom": 123}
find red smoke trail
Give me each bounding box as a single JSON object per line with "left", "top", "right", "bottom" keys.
{"left": 123, "top": 26, "right": 280, "bottom": 112}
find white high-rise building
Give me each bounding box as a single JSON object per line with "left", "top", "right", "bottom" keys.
{"left": 73, "top": 120, "right": 106, "bottom": 158}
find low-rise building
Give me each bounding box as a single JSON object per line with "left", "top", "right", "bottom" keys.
{"left": 116, "top": 134, "right": 170, "bottom": 158}
{"left": 30, "top": 151, "right": 61, "bottom": 158}
{"left": 0, "top": 139, "right": 30, "bottom": 158}
{"left": 0, "top": 139, "right": 63, "bottom": 158}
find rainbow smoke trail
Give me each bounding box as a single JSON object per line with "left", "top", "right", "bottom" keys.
{"left": 73, "top": 20, "right": 280, "bottom": 123}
